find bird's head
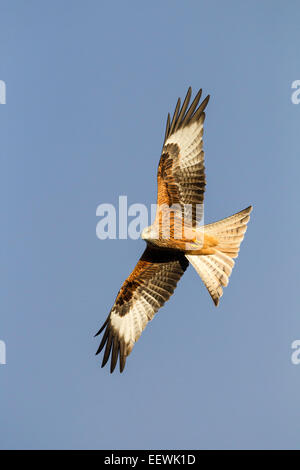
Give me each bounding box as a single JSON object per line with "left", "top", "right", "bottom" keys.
{"left": 141, "top": 225, "right": 158, "bottom": 242}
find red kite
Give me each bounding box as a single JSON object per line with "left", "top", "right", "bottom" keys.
{"left": 96, "top": 87, "right": 252, "bottom": 373}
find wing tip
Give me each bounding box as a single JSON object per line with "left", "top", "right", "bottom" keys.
{"left": 96, "top": 325, "right": 128, "bottom": 374}
{"left": 164, "top": 87, "right": 210, "bottom": 145}
{"left": 94, "top": 317, "right": 109, "bottom": 337}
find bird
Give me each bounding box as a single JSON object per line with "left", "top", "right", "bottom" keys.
{"left": 95, "top": 87, "right": 252, "bottom": 373}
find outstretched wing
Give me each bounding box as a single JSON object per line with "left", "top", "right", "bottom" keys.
{"left": 156, "top": 87, "right": 209, "bottom": 225}
{"left": 95, "top": 247, "right": 189, "bottom": 373}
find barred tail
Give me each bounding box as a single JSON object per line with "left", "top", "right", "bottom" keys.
{"left": 185, "top": 206, "right": 252, "bottom": 305}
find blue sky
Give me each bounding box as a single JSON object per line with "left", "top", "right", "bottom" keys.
{"left": 1, "top": 0, "right": 300, "bottom": 450}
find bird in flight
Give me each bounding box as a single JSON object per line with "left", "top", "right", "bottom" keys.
{"left": 96, "top": 87, "right": 252, "bottom": 373}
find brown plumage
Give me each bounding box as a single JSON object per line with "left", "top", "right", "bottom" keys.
{"left": 96, "top": 87, "right": 252, "bottom": 373}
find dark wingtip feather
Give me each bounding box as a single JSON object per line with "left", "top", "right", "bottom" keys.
{"left": 180, "top": 88, "right": 202, "bottom": 128}
{"left": 164, "top": 88, "right": 211, "bottom": 145}
{"left": 94, "top": 316, "right": 109, "bottom": 337}
{"left": 191, "top": 94, "right": 210, "bottom": 122}
{"left": 95, "top": 324, "right": 109, "bottom": 355}
{"left": 168, "top": 97, "right": 181, "bottom": 136}
{"left": 110, "top": 335, "right": 119, "bottom": 373}
{"left": 95, "top": 316, "right": 128, "bottom": 373}
{"left": 163, "top": 87, "right": 210, "bottom": 145}
{"left": 174, "top": 87, "right": 192, "bottom": 133}
{"left": 119, "top": 340, "right": 126, "bottom": 373}
{"left": 101, "top": 331, "right": 113, "bottom": 368}
{"left": 163, "top": 113, "right": 171, "bottom": 145}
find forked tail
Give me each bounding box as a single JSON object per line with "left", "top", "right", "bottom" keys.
{"left": 185, "top": 206, "right": 252, "bottom": 305}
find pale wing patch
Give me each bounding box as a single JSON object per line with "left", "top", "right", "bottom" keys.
{"left": 165, "top": 118, "right": 204, "bottom": 171}
{"left": 110, "top": 296, "right": 153, "bottom": 356}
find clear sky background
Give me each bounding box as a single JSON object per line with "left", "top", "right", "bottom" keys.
{"left": 1, "top": 0, "right": 300, "bottom": 450}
